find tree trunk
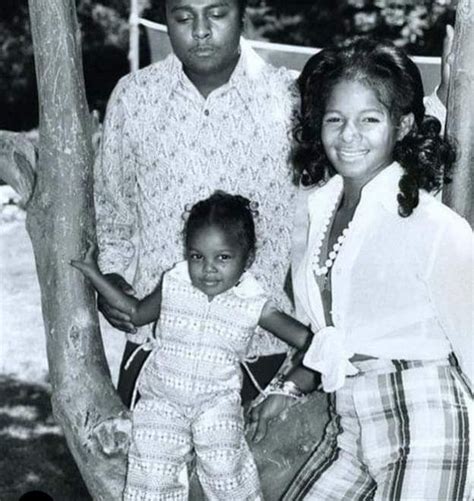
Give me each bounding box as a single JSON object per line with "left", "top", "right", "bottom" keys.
{"left": 25, "top": 0, "right": 130, "bottom": 498}
{"left": 443, "top": 0, "right": 474, "bottom": 226}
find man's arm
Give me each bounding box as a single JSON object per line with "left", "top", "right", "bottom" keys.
{"left": 94, "top": 77, "right": 139, "bottom": 332}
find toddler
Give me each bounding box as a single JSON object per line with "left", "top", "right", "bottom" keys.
{"left": 72, "top": 192, "right": 313, "bottom": 501}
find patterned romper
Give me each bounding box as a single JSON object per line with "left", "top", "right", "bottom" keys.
{"left": 124, "top": 262, "right": 268, "bottom": 501}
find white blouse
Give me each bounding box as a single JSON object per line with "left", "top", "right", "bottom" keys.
{"left": 293, "top": 163, "right": 473, "bottom": 392}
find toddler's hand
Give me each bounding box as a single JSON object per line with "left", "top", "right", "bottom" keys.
{"left": 70, "top": 242, "right": 99, "bottom": 277}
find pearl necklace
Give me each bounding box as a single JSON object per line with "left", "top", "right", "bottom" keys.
{"left": 312, "top": 201, "right": 351, "bottom": 277}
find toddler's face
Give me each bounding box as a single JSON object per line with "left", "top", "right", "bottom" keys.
{"left": 186, "top": 224, "right": 249, "bottom": 300}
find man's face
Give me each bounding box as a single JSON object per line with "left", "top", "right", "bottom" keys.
{"left": 165, "top": 0, "right": 242, "bottom": 80}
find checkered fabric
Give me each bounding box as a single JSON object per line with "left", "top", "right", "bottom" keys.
{"left": 123, "top": 264, "right": 267, "bottom": 500}
{"left": 125, "top": 392, "right": 262, "bottom": 501}
{"left": 283, "top": 356, "right": 472, "bottom": 500}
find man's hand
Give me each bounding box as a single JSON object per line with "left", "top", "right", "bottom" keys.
{"left": 97, "top": 273, "right": 136, "bottom": 333}
{"left": 437, "top": 24, "right": 454, "bottom": 107}
{"left": 248, "top": 394, "right": 294, "bottom": 444}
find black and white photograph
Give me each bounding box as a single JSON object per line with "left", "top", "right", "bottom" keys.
{"left": 1, "top": 0, "right": 472, "bottom": 499}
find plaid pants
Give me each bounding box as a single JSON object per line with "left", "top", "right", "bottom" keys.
{"left": 283, "top": 356, "right": 472, "bottom": 500}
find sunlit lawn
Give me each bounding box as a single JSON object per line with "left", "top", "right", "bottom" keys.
{"left": 0, "top": 186, "right": 124, "bottom": 500}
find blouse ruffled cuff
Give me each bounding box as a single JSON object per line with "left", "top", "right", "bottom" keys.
{"left": 302, "top": 326, "right": 358, "bottom": 393}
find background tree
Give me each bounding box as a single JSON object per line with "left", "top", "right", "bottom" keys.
{"left": 442, "top": 0, "right": 474, "bottom": 223}
{"left": 0, "top": 0, "right": 457, "bottom": 134}
{"left": 3, "top": 0, "right": 131, "bottom": 498}
{"left": 0, "top": 0, "right": 130, "bottom": 132}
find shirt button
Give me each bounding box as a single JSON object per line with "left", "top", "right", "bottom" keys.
{"left": 204, "top": 109, "right": 210, "bottom": 116}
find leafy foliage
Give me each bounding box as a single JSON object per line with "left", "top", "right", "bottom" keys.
{"left": 1, "top": 0, "right": 455, "bottom": 131}
{"left": 248, "top": 0, "right": 455, "bottom": 53}
{"left": 1, "top": 0, "right": 131, "bottom": 131}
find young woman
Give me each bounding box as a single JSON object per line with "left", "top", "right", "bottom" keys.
{"left": 252, "top": 38, "right": 472, "bottom": 500}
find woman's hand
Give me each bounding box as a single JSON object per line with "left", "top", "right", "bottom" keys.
{"left": 248, "top": 394, "right": 294, "bottom": 443}
{"left": 97, "top": 273, "right": 137, "bottom": 334}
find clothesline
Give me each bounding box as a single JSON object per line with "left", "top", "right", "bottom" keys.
{"left": 128, "top": 16, "right": 441, "bottom": 93}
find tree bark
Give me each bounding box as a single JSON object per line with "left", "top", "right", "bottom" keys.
{"left": 443, "top": 0, "right": 474, "bottom": 226}
{"left": 26, "top": 0, "right": 130, "bottom": 498}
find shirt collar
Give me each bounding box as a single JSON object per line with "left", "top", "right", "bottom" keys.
{"left": 320, "top": 161, "right": 404, "bottom": 214}
{"left": 167, "top": 37, "right": 267, "bottom": 103}
{"left": 359, "top": 161, "right": 404, "bottom": 213}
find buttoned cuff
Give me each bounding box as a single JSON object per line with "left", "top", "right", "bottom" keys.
{"left": 302, "top": 326, "right": 358, "bottom": 393}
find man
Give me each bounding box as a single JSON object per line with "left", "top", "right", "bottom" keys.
{"left": 95, "top": 0, "right": 450, "bottom": 409}
{"left": 95, "top": 0, "right": 299, "bottom": 407}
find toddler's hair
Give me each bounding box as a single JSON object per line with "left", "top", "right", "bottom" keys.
{"left": 184, "top": 191, "right": 256, "bottom": 256}
{"left": 293, "top": 37, "right": 455, "bottom": 217}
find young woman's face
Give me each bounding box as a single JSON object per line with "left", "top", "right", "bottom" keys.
{"left": 186, "top": 224, "right": 249, "bottom": 300}
{"left": 321, "top": 79, "right": 399, "bottom": 187}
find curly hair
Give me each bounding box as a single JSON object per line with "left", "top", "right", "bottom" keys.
{"left": 293, "top": 37, "right": 455, "bottom": 217}
{"left": 184, "top": 191, "right": 256, "bottom": 257}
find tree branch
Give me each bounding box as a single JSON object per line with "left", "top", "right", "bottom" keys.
{"left": 0, "top": 131, "right": 36, "bottom": 208}
{"left": 443, "top": 0, "right": 474, "bottom": 226}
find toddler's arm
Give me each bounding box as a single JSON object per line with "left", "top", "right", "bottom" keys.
{"left": 258, "top": 301, "right": 313, "bottom": 350}
{"left": 71, "top": 244, "right": 162, "bottom": 327}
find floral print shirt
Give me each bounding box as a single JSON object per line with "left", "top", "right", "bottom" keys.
{"left": 95, "top": 40, "right": 299, "bottom": 344}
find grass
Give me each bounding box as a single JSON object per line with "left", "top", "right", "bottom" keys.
{"left": 0, "top": 186, "right": 124, "bottom": 500}
{"left": 0, "top": 376, "right": 89, "bottom": 500}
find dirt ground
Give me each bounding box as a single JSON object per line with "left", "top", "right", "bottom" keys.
{"left": 0, "top": 186, "right": 125, "bottom": 500}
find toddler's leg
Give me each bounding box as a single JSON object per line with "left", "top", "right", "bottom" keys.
{"left": 192, "top": 392, "right": 262, "bottom": 501}
{"left": 124, "top": 395, "right": 192, "bottom": 501}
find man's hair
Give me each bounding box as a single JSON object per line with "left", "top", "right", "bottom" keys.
{"left": 158, "top": 0, "right": 248, "bottom": 24}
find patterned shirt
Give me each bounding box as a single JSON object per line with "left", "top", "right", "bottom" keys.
{"left": 95, "top": 39, "right": 299, "bottom": 343}
{"left": 138, "top": 261, "right": 269, "bottom": 405}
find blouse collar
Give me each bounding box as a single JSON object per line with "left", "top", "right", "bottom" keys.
{"left": 315, "top": 161, "right": 405, "bottom": 215}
